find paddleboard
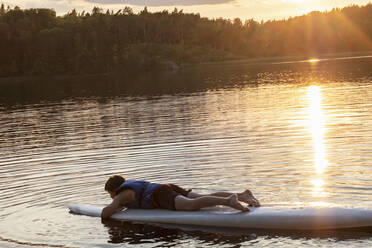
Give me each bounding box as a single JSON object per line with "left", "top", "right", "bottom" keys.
{"left": 68, "top": 203, "right": 372, "bottom": 230}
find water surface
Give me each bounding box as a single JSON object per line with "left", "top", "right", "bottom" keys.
{"left": 0, "top": 56, "right": 372, "bottom": 247}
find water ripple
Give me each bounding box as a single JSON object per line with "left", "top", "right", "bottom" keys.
{"left": 1, "top": 60, "right": 372, "bottom": 247}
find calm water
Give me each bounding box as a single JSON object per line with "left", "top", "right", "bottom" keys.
{"left": 0, "top": 56, "right": 372, "bottom": 247}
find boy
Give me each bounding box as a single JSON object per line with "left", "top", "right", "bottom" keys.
{"left": 102, "top": 175, "right": 260, "bottom": 219}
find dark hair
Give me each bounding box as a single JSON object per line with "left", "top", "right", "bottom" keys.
{"left": 105, "top": 175, "right": 125, "bottom": 192}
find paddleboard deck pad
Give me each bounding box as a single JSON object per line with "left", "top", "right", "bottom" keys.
{"left": 68, "top": 204, "right": 372, "bottom": 230}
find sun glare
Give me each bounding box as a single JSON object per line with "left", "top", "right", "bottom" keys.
{"left": 307, "top": 85, "right": 327, "bottom": 174}
{"left": 308, "top": 58, "right": 320, "bottom": 63}
{"left": 309, "top": 201, "right": 330, "bottom": 207}
{"left": 311, "top": 178, "right": 326, "bottom": 197}
{"left": 307, "top": 85, "right": 328, "bottom": 200}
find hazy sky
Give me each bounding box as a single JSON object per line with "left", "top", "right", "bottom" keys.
{"left": 5, "top": 0, "right": 372, "bottom": 21}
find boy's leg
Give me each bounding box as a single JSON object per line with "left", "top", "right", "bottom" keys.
{"left": 174, "top": 194, "right": 249, "bottom": 211}
{"left": 187, "top": 190, "right": 260, "bottom": 207}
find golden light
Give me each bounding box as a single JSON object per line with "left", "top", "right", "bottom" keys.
{"left": 307, "top": 85, "right": 329, "bottom": 201}
{"left": 308, "top": 58, "right": 320, "bottom": 63}
{"left": 309, "top": 201, "right": 330, "bottom": 207}
{"left": 311, "top": 178, "right": 327, "bottom": 197}
{"left": 311, "top": 178, "right": 324, "bottom": 188}
{"left": 307, "top": 85, "right": 327, "bottom": 174}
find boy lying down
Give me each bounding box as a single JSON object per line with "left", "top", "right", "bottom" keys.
{"left": 102, "top": 175, "right": 260, "bottom": 219}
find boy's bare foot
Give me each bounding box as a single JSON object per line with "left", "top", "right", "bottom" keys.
{"left": 227, "top": 194, "right": 249, "bottom": 211}
{"left": 238, "top": 190, "right": 260, "bottom": 207}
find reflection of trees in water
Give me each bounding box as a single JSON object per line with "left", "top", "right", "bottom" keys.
{"left": 0, "top": 66, "right": 258, "bottom": 104}
{"left": 0, "top": 56, "right": 370, "bottom": 105}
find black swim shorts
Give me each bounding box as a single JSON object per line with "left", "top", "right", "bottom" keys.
{"left": 153, "top": 184, "right": 191, "bottom": 210}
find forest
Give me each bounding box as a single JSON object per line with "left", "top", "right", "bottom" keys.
{"left": 0, "top": 3, "right": 371, "bottom": 77}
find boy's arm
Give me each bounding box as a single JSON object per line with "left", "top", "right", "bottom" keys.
{"left": 101, "top": 189, "right": 135, "bottom": 219}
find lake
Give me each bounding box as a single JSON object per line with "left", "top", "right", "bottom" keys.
{"left": 0, "top": 55, "right": 372, "bottom": 247}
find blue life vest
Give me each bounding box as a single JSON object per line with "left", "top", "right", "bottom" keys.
{"left": 116, "top": 180, "right": 161, "bottom": 209}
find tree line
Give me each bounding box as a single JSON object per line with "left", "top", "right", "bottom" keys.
{"left": 0, "top": 3, "right": 371, "bottom": 77}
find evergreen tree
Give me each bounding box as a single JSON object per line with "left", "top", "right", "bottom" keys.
{"left": 0, "top": 4, "right": 371, "bottom": 77}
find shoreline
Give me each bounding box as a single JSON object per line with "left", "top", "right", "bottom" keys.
{"left": 194, "top": 51, "right": 372, "bottom": 67}
{"left": 1, "top": 51, "right": 372, "bottom": 83}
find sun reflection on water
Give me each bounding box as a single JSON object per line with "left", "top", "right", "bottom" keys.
{"left": 308, "top": 85, "right": 327, "bottom": 174}
{"left": 308, "top": 58, "right": 320, "bottom": 63}
{"left": 307, "top": 85, "right": 328, "bottom": 200}
{"left": 311, "top": 178, "right": 326, "bottom": 197}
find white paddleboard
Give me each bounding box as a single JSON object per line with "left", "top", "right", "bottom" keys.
{"left": 68, "top": 203, "right": 372, "bottom": 230}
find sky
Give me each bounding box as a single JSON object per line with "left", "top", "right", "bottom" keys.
{"left": 4, "top": 0, "right": 372, "bottom": 21}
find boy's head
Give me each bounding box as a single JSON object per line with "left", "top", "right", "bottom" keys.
{"left": 105, "top": 175, "right": 125, "bottom": 197}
